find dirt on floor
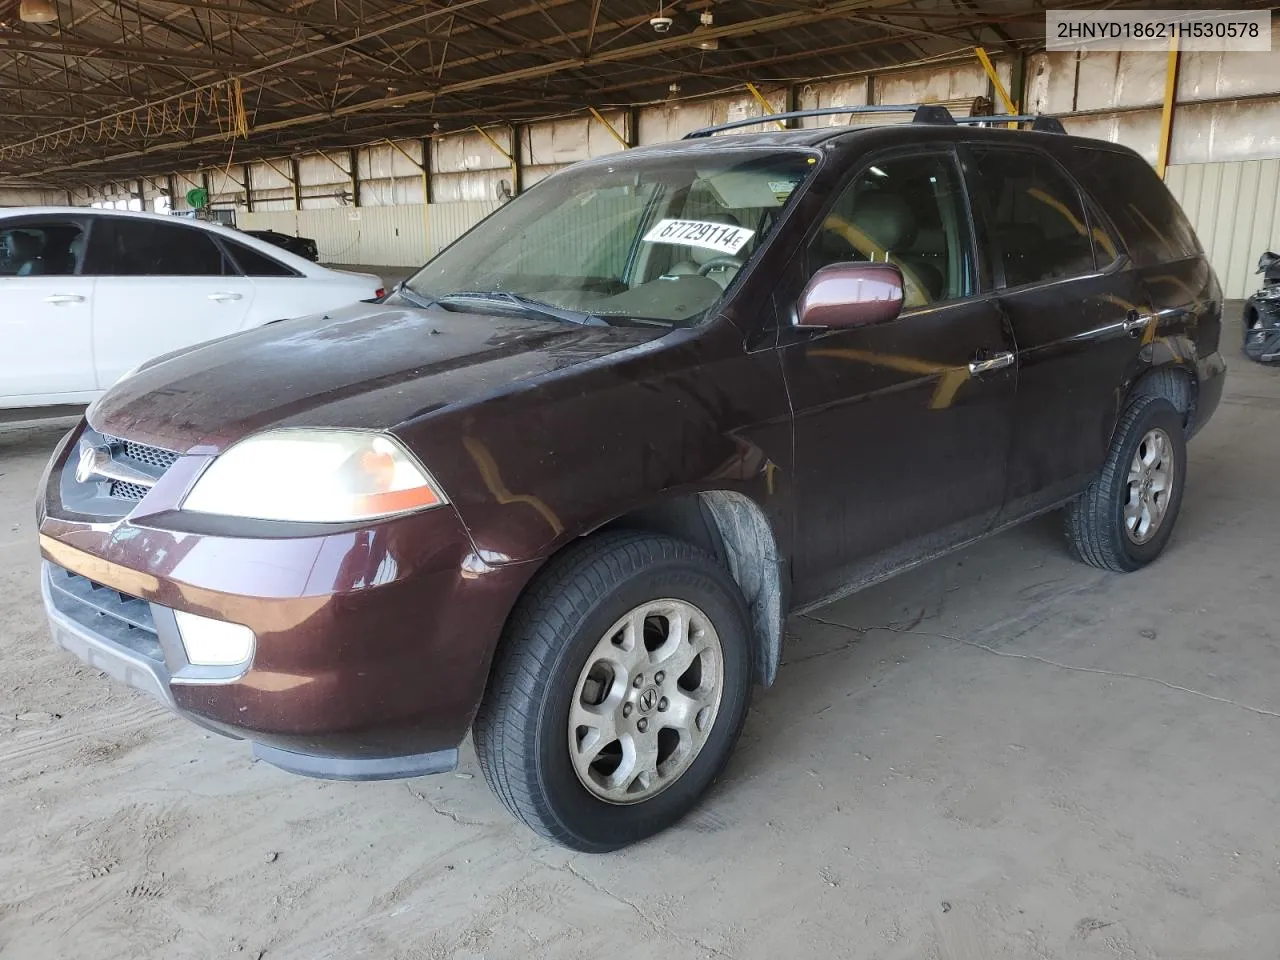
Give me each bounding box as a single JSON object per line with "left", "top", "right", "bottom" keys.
{"left": 2, "top": 316, "right": 1279, "bottom": 960}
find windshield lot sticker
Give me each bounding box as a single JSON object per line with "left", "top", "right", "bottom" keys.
{"left": 643, "top": 219, "right": 755, "bottom": 255}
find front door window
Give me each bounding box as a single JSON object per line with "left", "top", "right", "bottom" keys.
{"left": 807, "top": 153, "right": 974, "bottom": 309}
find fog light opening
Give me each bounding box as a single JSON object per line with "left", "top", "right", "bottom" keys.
{"left": 174, "top": 611, "right": 256, "bottom": 666}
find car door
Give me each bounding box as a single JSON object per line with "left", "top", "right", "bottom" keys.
{"left": 86, "top": 215, "right": 256, "bottom": 388}
{"left": 963, "top": 146, "right": 1156, "bottom": 520}
{"left": 778, "top": 148, "right": 1017, "bottom": 608}
{"left": 217, "top": 235, "right": 316, "bottom": 323}
{"left": 0, "top": 215, "right": 97, "bottom": 406}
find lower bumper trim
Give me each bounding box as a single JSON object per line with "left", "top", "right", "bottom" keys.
{"left": 252, "top": 742, "right": 459, "bottom": 781}
{"left": 43, "top": 571, "right": 175, "bottom": 709}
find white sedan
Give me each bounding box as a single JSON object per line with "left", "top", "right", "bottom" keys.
{"left": 0, "top": 207, "right": 383, "bottom": 409}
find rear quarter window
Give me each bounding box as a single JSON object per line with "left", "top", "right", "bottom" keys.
{"left": 1069, "top": 147, "right": 1201, "bottom": 267}
{"left": 223, "top": 239, "right": 300, "bottom": 277}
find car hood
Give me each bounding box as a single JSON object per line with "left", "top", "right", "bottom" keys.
{"left": 90, "top": 300, "right": 666, "bottom": 453}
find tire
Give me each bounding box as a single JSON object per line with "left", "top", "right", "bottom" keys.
{"left": 1064, "top": 395, "right": 1186, "bottom": 573}
{"left": 473, "top": 531, "right": 753, "bottom": 852}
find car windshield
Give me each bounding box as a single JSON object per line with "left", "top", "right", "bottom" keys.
{"left": 404, "top": 148, "right": 818, "bottom": 327}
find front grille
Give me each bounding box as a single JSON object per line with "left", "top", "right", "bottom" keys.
{"left": 102, "top": 434, "right": 180, "bottom": 472}
{"left": 45, "top": 564, "right": 163, "bottom": 664}
{"left": 62, "top": 429, "right": 182, "bottom": 509}
{"left": 109, "top": 480, "right": 150, "bottom": 501}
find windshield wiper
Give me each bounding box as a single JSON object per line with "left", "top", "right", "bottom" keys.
{"left": 394, "top": 283, "right": 439, "bottom": 310}
{"left": 596, "top": 314, "right": 675, "bottom": 328}
{"left": 438, "top": 291, "right": 609, "bottom": 326}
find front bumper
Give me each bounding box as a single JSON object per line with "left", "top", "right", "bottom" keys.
{"left": 37, "top": 424, "right": 539, "bottom": 780}
{"left": 43, "top": 561, "right": 178, "bottom": 713}
{"left": 41, "top": 555, "right": 468, "bottom": 779}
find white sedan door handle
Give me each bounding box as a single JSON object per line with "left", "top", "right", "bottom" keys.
{"left": 208, "top": 292, "right": 243, "bottom": 302}
{"left": 44, "top": 293, "right": 86, "bottom": 305}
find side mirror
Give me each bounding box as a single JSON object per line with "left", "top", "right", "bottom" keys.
{"left": 1258, "top": 251, "right": 1279, "bottom": 274}
{"left": 795, "top": 262, "right": 905, "bottom": 330}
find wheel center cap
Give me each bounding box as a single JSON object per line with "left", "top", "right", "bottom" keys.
{"left": 637, "top": 686, "right": 659, "bottom": 714}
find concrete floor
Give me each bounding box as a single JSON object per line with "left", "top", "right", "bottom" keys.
{"left": 2, "top": 313, "right": 1277, "bottom": 959}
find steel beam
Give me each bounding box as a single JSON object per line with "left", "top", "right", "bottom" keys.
{"left": 0, "top": 36, "right": 259, "bottom": 71}
{"left": 745, "top": 82, "right": 786, "bottom": 131}
{"left": 14, "top": 1, "right": 986, "bottom": 179}
{"left": 587, "top": 106, "right": 628, "bottom": 149}
{"left": 1156, "top": 37, "right": 1180, "bottom": 178}
{"left": 123, "top": 0, "right": 352, "bottom": 30}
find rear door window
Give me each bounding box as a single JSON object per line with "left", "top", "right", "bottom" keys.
{"left": 0, "top": 220, "right": 88, "bottom": 277}
{"left": 98, "top": 218, "right": 234, "bottom": 276}
{"left": 1070, "top": 147, "right": 1201, "bottom": 266}
{"left": 971, "top": 148, "right": 1096, "bottom": 287}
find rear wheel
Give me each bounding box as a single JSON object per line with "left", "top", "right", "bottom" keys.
{"left": 1064, "top": 395, "right": 1186, "bottom": 572}
{"left": 473, "top": 531, "right": 752, "bottom": 852}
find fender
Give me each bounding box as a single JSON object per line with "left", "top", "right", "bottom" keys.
{"left": 1104, "top": 330, "right": 1200, "bottom": 452}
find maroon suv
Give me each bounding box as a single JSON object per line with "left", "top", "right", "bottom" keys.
{"left": 38, "top": 107, "right": 1225, "bottom": 851}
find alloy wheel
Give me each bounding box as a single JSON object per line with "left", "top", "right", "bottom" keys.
{"left": 1123, "top": 427, "right": 1175, "bottom": 544}
{"left": 568, "top": 599, "right": 724, "bottom": 804}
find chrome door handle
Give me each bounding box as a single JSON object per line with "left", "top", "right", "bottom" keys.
{"left": 207, "top": 292, "right": 243, "bottom": 302}
{"left": 1123, "top": 312, "right": 1154, "bottom": 335}
{"left": 43, "top": 293, "right": 85, "bottom": 304}
{"left": 968, "top": 351, "right": 1015, "bottom": 377}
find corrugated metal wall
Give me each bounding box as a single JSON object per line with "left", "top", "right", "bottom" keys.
{"left": 639, "top": 89, "right": 787, "bottom": 142}
{"left": 1026, "top": 21, "right": 1280, "bottom": 163}
{"left": 1165, "top": 161, "right": 1280, "bottom": 298}
{"left": 239, "top": 200, "right": 499, "bottom": 266}
{"left": 522, "top": 111, "right": 628, "bottom": 187}
{"left": 0, "top": 187, "right": 67, "bottom": 206}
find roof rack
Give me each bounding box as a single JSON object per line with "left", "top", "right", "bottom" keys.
{"left": 682, "top": 104, "right": 1065, "bottom": 139}
{"left": 955, "top": 114, "right": 1067, "bottom": 134}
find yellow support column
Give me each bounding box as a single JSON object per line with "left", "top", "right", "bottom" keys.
{"left": 745, "top": 82, "right": 787, "bottom": 130}
{"left": 1156, "top": 37, "right": 1181, "bottom": 179}
{"left": 974, "top": 47, "right": 1018, "bottom": 127}
{"left": 473, "top": 124, "right": 517, "bottom": 197}
{"left": 588, "top": 107, "right": 630, "bottom": 149}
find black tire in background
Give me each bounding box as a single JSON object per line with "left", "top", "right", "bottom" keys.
{"left": 473, "top": 531, "right": 753, "bottom": 852}
{"left": 1064, "top": 395, "right": 1187, "bottom": 573}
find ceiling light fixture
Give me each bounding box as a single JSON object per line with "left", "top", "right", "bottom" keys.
{"left": 19, "top": 0, "right": 57, "bottom": 23}
{"left": 693, "top": 9, "right": 718, "bottom": 50}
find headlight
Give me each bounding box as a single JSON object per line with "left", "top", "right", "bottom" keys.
{"left": 182, "top": 429, "right": 446, "bottom": 522}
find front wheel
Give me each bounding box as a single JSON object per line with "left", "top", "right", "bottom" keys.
{"left": 1064, "top": 395, "right": 1186, "bottom": 572}
{"left": 473, "top": 531, "right": 753, "bottom": 852}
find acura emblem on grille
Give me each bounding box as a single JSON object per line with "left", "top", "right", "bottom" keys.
{"left": 75, "top": 442, "right": 111, "bottom": 484}
{"left": 74, "top": 438, "right": 160, "bottom": 490}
